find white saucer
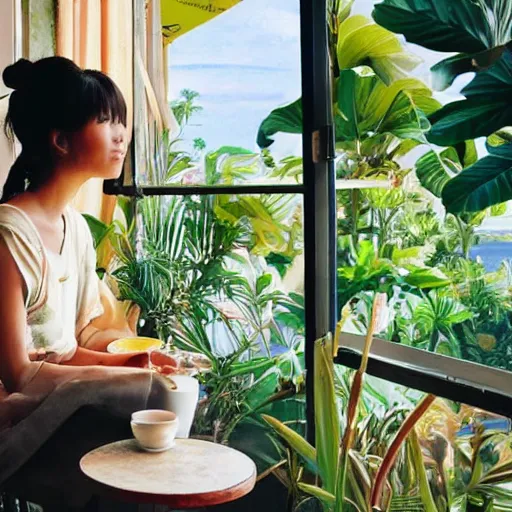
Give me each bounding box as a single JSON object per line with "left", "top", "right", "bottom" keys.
{"left": 139, "top": 441, "right": 176, "bottom": 453}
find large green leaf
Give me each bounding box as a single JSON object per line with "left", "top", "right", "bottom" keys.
{"left": 335, "top": 67, "right": 431, "bottom": 144}
{"left": 372, "top": 0, "right": 512, "bottom": 90}
{"left": 402, "top": 266, "right": 451, "bottom": 289}
{"left": 336, "top": 15, "right": 421, "bottom": 84}
{"left": 431, "top": 46, "right": 507, "bottom": 91}
{"left": 82, "top": 214, "right": 110, "bottom": 248}
{"left": 414, "top": 140, "right": 477, "bottom": 199}
{"left": 488, "top": 127, "right": 512, "bottom": 147}
{"left": 428, "top": 50, "right": 512, "bottom": 146}
{"left": 442, "top": 142, "right": 512, "bottom": 213}
{"left": 415, "top": 147, "right": 462, "bottom": 197}
{"left": 257, "top": 56, "right": 436, "bottom": 150}
{"left": 314, "top": 335, "right": 340, "bottom": 495}
{"left": 373, "top": 0, "right": 490, "bottom": 53}
{"left": 256, "top": 98, "right": 302, "bottom": 149}
{"left": 262, "top": 414, "right": 317, "bottom": 468}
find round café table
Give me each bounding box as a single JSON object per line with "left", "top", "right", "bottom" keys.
{"left": 80, "top": 438, "right": 257, "bottom": 509}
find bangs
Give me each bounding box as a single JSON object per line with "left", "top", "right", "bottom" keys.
{"left": 81, "top": 70, "right": 127, "bottom": 127}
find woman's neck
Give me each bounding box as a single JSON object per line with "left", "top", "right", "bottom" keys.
{"left": 25, "top": 168, "right": 87, "bottom": 222}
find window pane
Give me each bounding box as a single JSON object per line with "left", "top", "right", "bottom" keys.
{"left": 134, "top": 0, "right": 302, "bottom": 187}
{"left": 336, "top": 184, "right": 512, "bottom": 374}
{"left": 111, "top": 193, "right": 304, "bottom": 442}
{"left": 332, "top": 0, "right": 511, "bottom": 375}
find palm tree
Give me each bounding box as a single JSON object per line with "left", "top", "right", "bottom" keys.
{"left": 170, "top": 89, "right": 203, "bottom": 128}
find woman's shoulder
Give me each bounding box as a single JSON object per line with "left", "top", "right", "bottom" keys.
{"left": 0, "top": 202, "right": 30, "bottom": 222}
{"left": 0, "top": 203, "right": 41, "bottom": 241}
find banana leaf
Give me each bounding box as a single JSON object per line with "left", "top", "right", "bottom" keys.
{"left": 442, "top": 141, "right": 512, "bottom": 213}
{"left": 335, "top": 68, "right": 432, "bottom": 144}
{"left": 428, "top": 50, "right": 512, "bottom": 147}
{"left": 372, "top": 0, "right": 512, "bottom": 90}
{"left": 336, "top": 15, "right": 422, "bottom": 84}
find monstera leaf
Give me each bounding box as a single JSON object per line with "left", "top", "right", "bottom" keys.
{"left": 428, "top": 50, "right": 512, "bottom": 147}
{"left": 335, "top": 67, "right": 433, "bottom": 144}
{"left": 415, "top": 141, "right": 477, "bottom": 197}
{"left": 257, "top": 67, "right": 437, "bottom": 150}
{"left": 256, "top": 99, "right": 302, "bottom": 149}
{"left": 373, "top": 0, "right": 512, "bottom": 90}
{"left": 256, "top": 12, "right": 430, "bottom": 149}
{"left": 336, "top": 15, "right": 422, "bottom": 84}
{"left": 442, "top": 142, "right": 512, "bottom": 213}
{"left": 488, "top": 127, "right": 512, "bottom": 147}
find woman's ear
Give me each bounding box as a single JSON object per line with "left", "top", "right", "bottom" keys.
{"left": 50, "top": 130, "right": 69, "bottom": 157}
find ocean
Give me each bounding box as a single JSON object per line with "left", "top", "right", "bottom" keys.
{"left": 470, "top": 240, "right": 512, "bottom": 272}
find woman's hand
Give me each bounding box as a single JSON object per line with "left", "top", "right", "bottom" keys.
{"left": 28, "top": 348, "right": 48, "bottom": 362}
{"left": 148, "top": 351, "right": 179, "bottom": 375}
{"left": 123, "top": 351, "right": 179, "bottom": 375}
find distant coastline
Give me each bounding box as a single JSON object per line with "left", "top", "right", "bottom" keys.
{"left": 470, "top": 239, "right": 512, "bottom": 272}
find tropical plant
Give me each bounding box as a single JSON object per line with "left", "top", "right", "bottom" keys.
{"left": 400, "top": 290, "right": 472, "bottom": 357}
{"left": 82, "top": 196, "right": 135, "bottom": 277}
{"left": 262, "top": 297, "right": 438, "bottom": 512}
{"left": 170, "top": 88, "right": 203, "bottom": 129}
{"left": 426, "top": 49, "right": 512, "bottom": 148}
{"left": 257, "top": 7, "right": 449, "bottom": 285}
{"left": 258, "top": 64, "right": 438, "bottom": 169}
{"left": 373, "top": 0, "right": 512, "bottom": 214}
{"left": 336, "top": 239, "right": 450, "bottom": 311}
{"left": 372, "top": 0, "right": 512, "bottom": 91}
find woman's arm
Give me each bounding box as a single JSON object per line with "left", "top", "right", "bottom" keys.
{"left": 61, "top": 347, "right": 179, "bottom": 375}
{"left": 0, "top": 240, "right": 39, "bottom": 393}
{"left": 78, "top": 324, "right": 134, "bottom": 352}
{"left": 63, "top": 346, "right": 149, "bottom": 367}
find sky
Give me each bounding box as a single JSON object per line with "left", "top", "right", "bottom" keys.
{"left": 167, "top": 0, "right": 303, "bottom": 158}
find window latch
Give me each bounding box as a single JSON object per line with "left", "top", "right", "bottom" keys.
{"left": 312, "top": 125, "right": 335, "bottom": 164}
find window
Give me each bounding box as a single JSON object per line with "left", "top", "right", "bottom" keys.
{"left": 103, "top": 0, "right": 333, "bottom": 445}
{"left": 107, "top": 0, "right": 512, "bottom": 446}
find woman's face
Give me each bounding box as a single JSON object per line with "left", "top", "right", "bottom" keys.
{"left": 66, "top": 119, "right": 127, "bottom": 180}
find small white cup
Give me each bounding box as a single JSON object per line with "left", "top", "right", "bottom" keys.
{"left": 130, "top": 409, "right": 179, "bottom": 452}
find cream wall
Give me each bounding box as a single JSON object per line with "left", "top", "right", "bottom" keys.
{"left": 0, "top": 0, "right": 19, "bottom": 192}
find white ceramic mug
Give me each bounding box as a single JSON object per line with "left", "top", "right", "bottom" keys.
{"left": 131, "top": 409, "right": 179, "bottom": 452}
{"left": 166, "top": 375, "right": 199, "bottom": 438}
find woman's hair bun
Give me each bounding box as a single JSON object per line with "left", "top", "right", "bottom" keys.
{"left": 3, "top": 59, "right": 35, "bottom": 90}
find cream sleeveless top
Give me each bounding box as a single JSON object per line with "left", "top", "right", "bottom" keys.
{"left": 0, "top": 204, "right": 104, "bottom": 363}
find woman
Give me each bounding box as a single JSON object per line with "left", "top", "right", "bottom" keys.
{"left": 0, "top": 57, "right": 177, "bottom": 509}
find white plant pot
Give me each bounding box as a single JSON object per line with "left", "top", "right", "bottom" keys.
{"left": 167, "top": 375, "right": 199, "bottom": 438}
